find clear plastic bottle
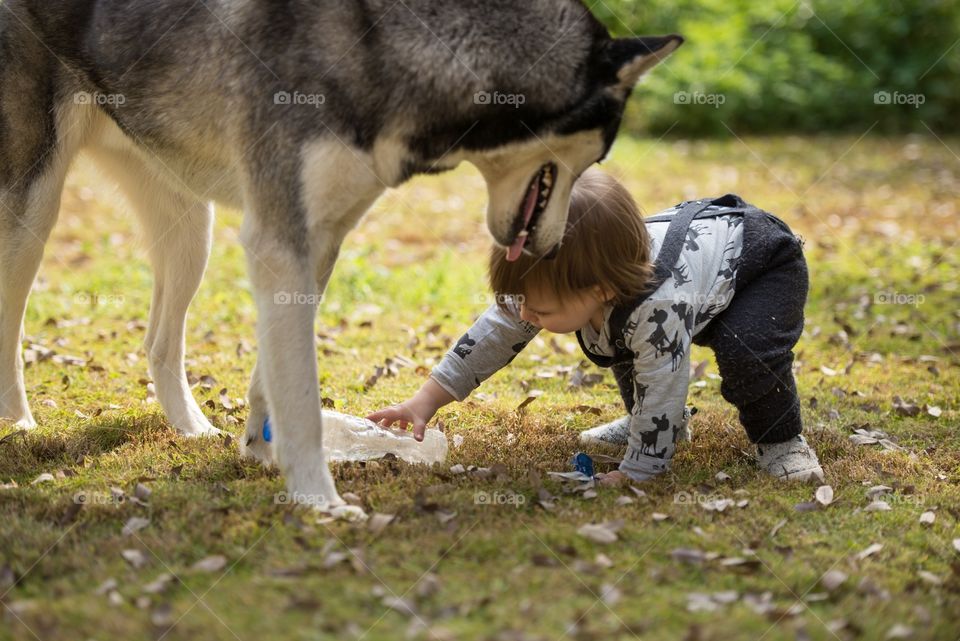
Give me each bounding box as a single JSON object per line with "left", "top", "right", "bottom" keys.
{"left": 321, "top": 410, "right": 448, "bottom": 465}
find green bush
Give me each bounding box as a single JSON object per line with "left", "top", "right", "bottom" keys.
{"left": 595, "top": 0, "right": 959, "bottom": 136}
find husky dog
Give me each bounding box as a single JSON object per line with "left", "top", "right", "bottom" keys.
{"left": 0, "top": 0, "right": 680, "bottom": 518}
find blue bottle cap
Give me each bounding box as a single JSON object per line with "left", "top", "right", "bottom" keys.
{"left": 571, "top": 452, "right": 594, "bottom": 478}
{"left": 262, "top": 416, "right": 272, "bottom": 443}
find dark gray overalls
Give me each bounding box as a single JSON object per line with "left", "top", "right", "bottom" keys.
{"left": 576, "top": 194, "right": 809, "bottom": 445}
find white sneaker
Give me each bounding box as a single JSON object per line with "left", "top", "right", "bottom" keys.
{"left": 757, "top": 434, "right": 824, "bottom": 482}
{"left": 579, "top": 409, "right": 695, "bottom": 447}
{"left": 579, "top": 416, "right": 630, "bottom": 446}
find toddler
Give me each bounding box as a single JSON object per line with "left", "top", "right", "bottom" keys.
{"left": 368, "top": 169, "right": 824, "bottom": 484}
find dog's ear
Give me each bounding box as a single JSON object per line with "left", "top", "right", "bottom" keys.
{"left": 604, "top": 35, "right": 683, "bottom": 91}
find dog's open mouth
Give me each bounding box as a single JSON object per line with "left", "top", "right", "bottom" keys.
{"left": 506, "top": 162, "right": 557, "bottom": 262}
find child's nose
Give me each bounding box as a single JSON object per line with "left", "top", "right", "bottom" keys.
{"left": 520, "top": 307, "right": 536, "bottom": 323}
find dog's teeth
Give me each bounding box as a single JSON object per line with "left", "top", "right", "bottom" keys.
{"left": 517, "top": 230, "right": 529, "bottom": 238}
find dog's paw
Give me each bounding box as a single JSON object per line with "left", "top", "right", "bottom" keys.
{"left": 14, "top": 416, "right": 37, "bottom": 430}
{"left": 180, "top": 424, "right": 222, "bottom": 438}
{"left": 0, "top": 414, "right": 37, "bottom": 430}
{"left": 239, "top": 435, "right": 274, "bottom": 466}
{"left": 325, "top": 504, "right": 368, "bottom": 523}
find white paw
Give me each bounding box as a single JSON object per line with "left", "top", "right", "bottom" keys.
{"left": 324, "top": 504, "right": 368, "bottom": 523}
{"left": 178, "top": 422, "right": 222, "bottom": 438}
{"left": 15, "top": 416, "right": 37, "bottom": 430}
{"left": 0, "top": 412, "right": 37, "bottom": 429}
{"left": 240, "top": 434, "right": 274, "bottom": 466}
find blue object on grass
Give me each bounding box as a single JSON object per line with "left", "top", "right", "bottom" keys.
{"left": 571, "top": 452, "right": 594, "bottom": 478}
{"left": 262, "top": 416, "right": 272, "bottom": 443}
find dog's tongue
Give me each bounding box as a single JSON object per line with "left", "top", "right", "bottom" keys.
{"left": 506, "top": 236, "right": 525, "bottom": 262}
{"left": 506, "top": 179, "right": 541, "bottom": 262}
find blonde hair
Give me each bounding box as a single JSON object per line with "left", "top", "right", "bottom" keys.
{"left": 489, "top": 168, "right": 654, "bottom": 307}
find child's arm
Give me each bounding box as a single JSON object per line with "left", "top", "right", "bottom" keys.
{"left": 617, "top": 302, "right": 693, "bottom": 482}
{"left": 368, "top": 302, "right": 540, "bottom": 439}
{"left": 428, "top": 302, "right": 540, "bottom": 402}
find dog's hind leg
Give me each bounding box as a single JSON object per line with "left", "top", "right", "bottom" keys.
{"left": 87, "top": 146, "right": 218, "bottom": 437}
{"left": 0, "top": 99, "right": 89, "bottom": 428}
{"left": 0, "top": 185, "right": 63, "bottom": 428}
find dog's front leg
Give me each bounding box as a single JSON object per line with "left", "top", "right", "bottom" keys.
{"left": 239, "top": 213, "right": 364, "bottom": 521}
{"left": 241, "top": 194, "right": 379, "bottom": 470}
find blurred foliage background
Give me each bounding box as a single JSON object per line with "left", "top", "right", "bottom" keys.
{"left": 593, "top": 0, "right": 960, "bottom": 136}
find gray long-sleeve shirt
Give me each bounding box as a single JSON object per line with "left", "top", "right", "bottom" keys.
{"left": 431, "top": 207, "right": 745, "bottom": 481}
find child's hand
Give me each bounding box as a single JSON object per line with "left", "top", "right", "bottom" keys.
{"left": 367, "top": 401, "right": 433, "bottom": 441}
{"left": 597, "top": 470, "right": 630, "bottom": 487}
{"left": 366, "top": 378, "right": 455, "bottom": 442}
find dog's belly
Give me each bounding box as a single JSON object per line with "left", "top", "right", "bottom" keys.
{"left": 83, "top": 110, "right": 242, "bottom": 209}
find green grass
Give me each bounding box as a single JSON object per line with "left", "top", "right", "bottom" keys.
{"left": 2, "top": 135, "right": 959, "bottom": 641}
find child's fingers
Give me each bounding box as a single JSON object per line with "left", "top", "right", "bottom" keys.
{"left": 412, "top": 421, "right": 426, "bottom": 442}
{"left": 366, "top": 406, "right": 402, "bottom": 425}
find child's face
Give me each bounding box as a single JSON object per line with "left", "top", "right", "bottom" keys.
{"left": 519, "top": 286, "right": 609, "bottom": 334}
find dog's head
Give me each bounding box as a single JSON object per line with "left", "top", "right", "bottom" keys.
{"left": 469, "top": 35, "right": 682, "bottom": 261}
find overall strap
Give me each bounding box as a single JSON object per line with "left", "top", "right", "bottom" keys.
{"left": 576, "top": 197, "right": 720, "bottom": 368}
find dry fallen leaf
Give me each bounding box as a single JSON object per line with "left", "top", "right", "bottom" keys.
{"left": 918, "top": 511, "right": 935, "bottom": 525}
{"left": 191, "top": 555, "right": 227, "bottom": 573}
{"left": 820, "top": 569, "right": 847, "bottom": 591}
{"left": 886, "top": 624, "right": 913, "bottom": 639}
{"left": 577, "top": 520, "right": 623, "bottom": 544}
{"left": 599, "top": 583, "right": 622, "bottom": 606}
{"left": 122, "top": 517, "right": 150, "bottom": 537}
{"left": 892, "top": 396, "right": 920, "bottom": 417}
{"left": 142, "top": 573, "right": 175, "bottom": 595}
{"left": 917, "top": 570, "right": 942, "bottom": 586}
{"left": 855, "top": 543, "right": 883, "bottom": 561}
{"left": 815, "top": 485, "right": 834, "bottom": 506}
{"left": 31, "top": 473, "right": 55, "bottom": 485}
{"left": 671, "top": 548, "right": 708, "bottom": 564}
{"left": 866, "top": 485, "right": 892, "bottom": 500}
{"left": 865, "top": 500, "right": 892, "bottom": 512}
{"left": 516, "top": 390, "right": 544, "bottom": 412}
{"left": 367, "top": 513, "right": 395, "bottom": 536}
{"left": 952, "top": 538, "right": 960, "bottom": 554}
{"left": 770, "top": 518, "right": 787, "bottom": 538}
{"left": 382, "top": 595, "right": 417, "bottom": 618}
{"left": 121, "top": 549, "right": 148, "bottom": 569}
{"left": 134, "top": 483, "right": 152, "bottom": 502}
